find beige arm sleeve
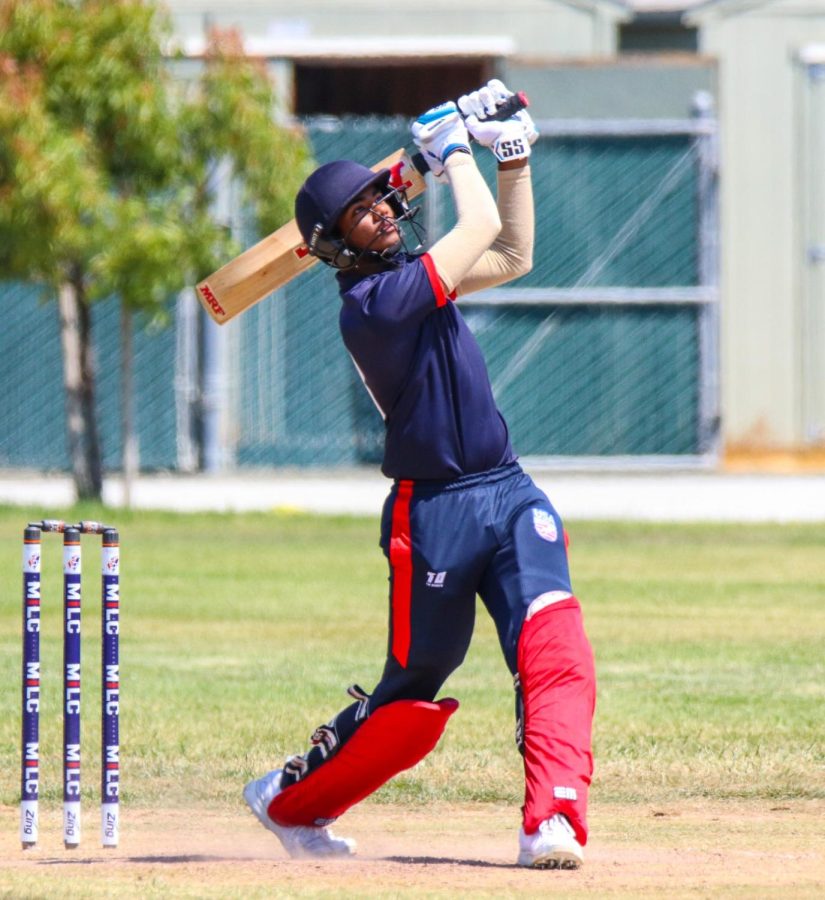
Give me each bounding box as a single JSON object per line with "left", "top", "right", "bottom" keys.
{"left": 455, "top": 165, "right": 534, "bottom": 297}
{"left": 426, "top": 153, "right": 502, "bottom": 295}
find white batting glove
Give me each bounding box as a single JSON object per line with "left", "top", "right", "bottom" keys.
{"left": 489, "top": 79, "right": 539, "bottom": 146}
{"left": 458, "top": 79, "right": 539, "bottom": 163}
{"left": 411, "top": 102, "right": 471, "bottom": 182}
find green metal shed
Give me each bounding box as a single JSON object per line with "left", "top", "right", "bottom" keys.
{"left": 686, "top": 0, "right": 825, "bottom": 456}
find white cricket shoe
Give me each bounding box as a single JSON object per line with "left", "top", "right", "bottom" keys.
{"left": 243, "top": 768, "right": 356, "bottom": 859}
{"left": 517, "top": 813, "right": 584, "bottom": 869}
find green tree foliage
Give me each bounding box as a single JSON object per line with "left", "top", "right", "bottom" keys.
{"left": 0, "top": 0, "right": 314, "bottom": 497}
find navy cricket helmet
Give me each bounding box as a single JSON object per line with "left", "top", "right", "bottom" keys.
{"left": 294, "top": 160, "right": 419, "bottom": 270}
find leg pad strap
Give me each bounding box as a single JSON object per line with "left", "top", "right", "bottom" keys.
{"left": 268, "top": 697, "right": 459, "bottom": 826}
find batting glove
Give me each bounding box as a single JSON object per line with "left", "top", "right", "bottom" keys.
{"left": 458, "top": 79, "right": 538, "bottom": 163}
{"left": 411, "top": 102, "right": 471, "bottom": 182}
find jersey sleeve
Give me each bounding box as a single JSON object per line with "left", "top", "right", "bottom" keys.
{"left": 346, "top": 254, "right": 455, "bottom": 331}
{"left": 419, "top": 254, "right": 457, "bottom": 308}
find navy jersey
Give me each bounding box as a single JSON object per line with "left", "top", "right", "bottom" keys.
{"left": 338, "top": 252, "right": 515, "bottom": 480}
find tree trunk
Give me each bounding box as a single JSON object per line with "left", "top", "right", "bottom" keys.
{"left": 58, "top": 280, "right": 103, "bottom": 501}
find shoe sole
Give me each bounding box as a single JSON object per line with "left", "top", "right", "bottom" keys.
{"left": 243, "top": 780, "right": 355, "bottom": 859}
{"left": 519, "top": 849, "right": 583, "bottom": 869}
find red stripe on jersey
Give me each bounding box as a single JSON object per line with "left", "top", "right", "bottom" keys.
{"left": 389, "top": 480, "right": 414, "bottom": 667}
{"left": 420, "top": 253, "right": 456, "bottom": 307}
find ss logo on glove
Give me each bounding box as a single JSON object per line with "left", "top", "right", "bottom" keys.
{"left": 497, "top": 138, "right": 526, "bottom": 159}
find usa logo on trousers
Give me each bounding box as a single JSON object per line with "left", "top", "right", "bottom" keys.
{"left": 532, "top": 508, "right": 558, "bottom": 543}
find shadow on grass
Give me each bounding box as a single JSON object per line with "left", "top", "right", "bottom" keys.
{"left": 385, "top": 855, "right": 513, "bottom": 869}
{"left": 36, "top": 854, "right": 257, "bottom": 865}
{"left": 35, "top": 853, "right": 516, "bottom": 868}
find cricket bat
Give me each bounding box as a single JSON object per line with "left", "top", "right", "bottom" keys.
{"left": 197, "top": 92, "right": 529, "bottom": 325}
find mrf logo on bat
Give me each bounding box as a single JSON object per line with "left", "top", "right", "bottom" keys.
{"left": 197, "top": 282, "right": 226, "bottom": 319}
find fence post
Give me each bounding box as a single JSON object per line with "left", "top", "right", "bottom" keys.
{"left": 175, "top": 290, "right": 200, "bottom": 472}
{"left": 693, "top": 90, "right": 722, "bottom": 458}
{"left": 120, "top": 306, "right": 138, "bottom": 508}
{"left": 201, "top": 157, "right": 235, "bottom": 472}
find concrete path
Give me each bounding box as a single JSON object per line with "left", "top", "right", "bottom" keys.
{"left": 2, "top": 467, "right": 824, "bottom": 522}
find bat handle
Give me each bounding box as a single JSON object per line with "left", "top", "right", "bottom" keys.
{"left": 475, "top": 91, "right": 529, "bottom": 123}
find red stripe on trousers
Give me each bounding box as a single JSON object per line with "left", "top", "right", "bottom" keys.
{"left": 389, "top": 480, "right": 414, "bottom": 667}
{"left": 517, "top": 597, "right": 596, "bottom": 846}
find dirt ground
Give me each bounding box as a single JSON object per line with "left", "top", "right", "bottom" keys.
{"left": 1, "top": 799, "right": 823, "bottom": 898}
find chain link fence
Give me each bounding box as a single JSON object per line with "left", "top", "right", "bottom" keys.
{"left": 0, "top": 287, "right": 179, "bottom": 472}
{"left": 0, "top": 104, "right": 719, "bottom": 475}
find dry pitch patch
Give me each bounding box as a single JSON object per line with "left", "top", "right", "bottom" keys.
{"left": 1, "top": 800, "right": 823, "bottom": 898}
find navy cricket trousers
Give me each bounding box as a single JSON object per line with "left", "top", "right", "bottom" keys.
{"left": 373, "top": 461, "right": 572, "bottom": 701}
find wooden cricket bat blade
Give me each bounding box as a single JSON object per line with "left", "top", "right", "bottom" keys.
{"left": 196, "top": 148, "right": 428, "bottom": 325}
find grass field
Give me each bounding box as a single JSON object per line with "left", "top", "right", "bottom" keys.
{"left": 0, "top": 503, "right": 823, "bottom": 896}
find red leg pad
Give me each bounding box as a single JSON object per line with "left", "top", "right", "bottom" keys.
{"left": 268, "top": 697, "right": 459, "bottom": 826}
{"left": 518, "top": 598, "right": 595, "bottom": 846}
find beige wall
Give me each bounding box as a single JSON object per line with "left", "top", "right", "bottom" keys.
{"left": 506, "top": 58, "right": 715, "bottom": 118}
{"left": 691, "top": 0, "right": 825, "bottom": 451}
{"left": 164, "top": 0, "right": 628, "bottom": 58}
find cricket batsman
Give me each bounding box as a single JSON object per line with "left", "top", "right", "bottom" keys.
{"left": 244, "top": 80, "right": 596, "bottom": 869}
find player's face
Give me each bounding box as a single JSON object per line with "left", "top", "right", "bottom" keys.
{"left": 338, "top": 187, "right": 400, "bottom": 253}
